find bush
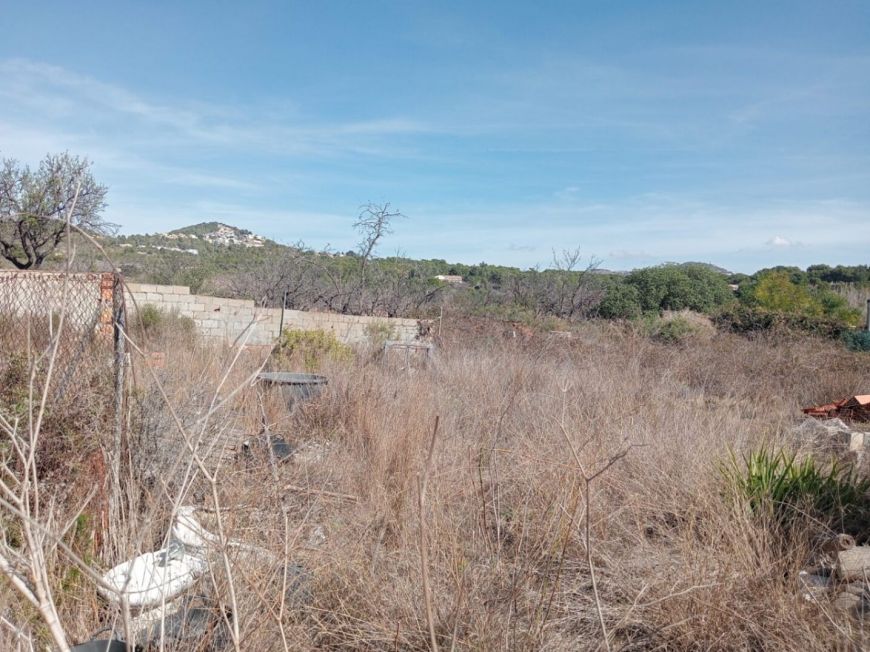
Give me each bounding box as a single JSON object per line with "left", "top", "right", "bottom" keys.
{"left": 597, "top": 283, "right": 642, "bottom": 319}
{"left": 722, "top": 447, "right": 870, "bottom": 534}
{"left": 843, "top": 330, "right": 870, "bottom": 352}
{"left": 646, "top": 315, "right": 699, "bottom": 344}
{"left": 139, "top": 303, "right": 163, "bottom": 332}
{"left": 741, "top": 270, "right": 862, "bottom": 326}
{"left": 136, "top": 303, "right": 197, "bottom": 340}
{"left": 625, "top": 264, "right": 733, "bottom": 314}
{"left": 277, "top": 328, "right": 353, "bottom": 371}
{"left": 364, "top": 321, "right": 398, "bottom": 349}
{"left": 713, "top": 304, "right": 854, "bottom": 339}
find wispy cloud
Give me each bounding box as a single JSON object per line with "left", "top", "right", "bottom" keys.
{"left": 1, "top": 50, "right": 867, "bottom": 273}
{"left": 0, "top": 58, "right": 434, "bottom": 164}
{"left": 401, "top": 194, "right": 870, "bottom": 272}
{"left": 765, "top": 235, "right": 800, "bottom": 248}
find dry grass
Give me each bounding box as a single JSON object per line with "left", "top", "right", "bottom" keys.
{"left": 2, "top": 317, "right": 870, "bottom": 650}
{"left": 834, "top": 283, "right": 870, "bottom": 311}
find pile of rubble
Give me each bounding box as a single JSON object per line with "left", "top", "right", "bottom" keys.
{"left": 795, "top": 395, "right": 870, "bottom": 617}
{"left": 796, "top": 394, "right": 870, "bottom": 456}
{"left": 801, "top": 536, "right": 870, "bottom": 618}
{"left": 794, "top": 418, "right": 866, "bottom": 453}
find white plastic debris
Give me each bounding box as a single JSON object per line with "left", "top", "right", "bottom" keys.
{"left": 172, "top": 506, "right": 219, "bottom": 551}
{"left": 99, "top": 548, "right": 207, "bottom": 608}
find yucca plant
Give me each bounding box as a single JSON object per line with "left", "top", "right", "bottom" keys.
{"left": 722, "top": 446, "right": 870, "bottom": 533}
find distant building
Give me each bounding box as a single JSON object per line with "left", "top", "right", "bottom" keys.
{"left": 205, "top": 224, "right": 265, "bottom": 247}
{"left": 434, "top": 274, "right": 464, "bottom": 285}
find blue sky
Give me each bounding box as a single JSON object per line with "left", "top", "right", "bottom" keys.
{"left": 1, "top": 1, "right": 868, "bottom": 272}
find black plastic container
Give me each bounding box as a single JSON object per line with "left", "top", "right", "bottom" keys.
{"left": 257, "top": 372, "right": 328, "bottom": 409}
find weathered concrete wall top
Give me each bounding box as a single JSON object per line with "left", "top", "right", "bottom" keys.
{"left": 124, "top": 282, "right": 420, "bottom": 345}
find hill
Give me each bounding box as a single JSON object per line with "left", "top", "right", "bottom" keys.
{"left": 167, "top": 222, "right": 267, "bottom": 247}
{"left": 61, "top": 222, "right": 867, "bottom": 327}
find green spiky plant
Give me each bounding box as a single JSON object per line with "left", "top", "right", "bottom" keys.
{"left": 722, "top": 446, "right": 870, "bottom": 534}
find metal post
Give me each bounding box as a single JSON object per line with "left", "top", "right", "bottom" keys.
{"left": 278, "top": 289, "right": 288, "bottom": 339}
{"left": 865, "top": 298, "right": 870, "bottom": 332}
{"left": 110, "top": 272, "right": 127, "bottom": 548}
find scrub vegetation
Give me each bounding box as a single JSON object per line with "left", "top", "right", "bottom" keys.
{"left": 1, "top": 299, "right": 869, "bottom": 650}
{"left": 64, "top": 221, "right": 870, "bottom": 348}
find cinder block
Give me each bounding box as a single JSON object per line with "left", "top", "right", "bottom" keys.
{"left": 129, "top": 283, "right": 159, "bottom": 294}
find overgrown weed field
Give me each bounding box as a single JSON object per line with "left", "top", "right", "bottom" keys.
{"left": 1, "top": 318, "right": 869, "bottom": 650}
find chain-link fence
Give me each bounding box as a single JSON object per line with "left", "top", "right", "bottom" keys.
{"left": 0, "top": 270, "right": 124, "bottom": 414}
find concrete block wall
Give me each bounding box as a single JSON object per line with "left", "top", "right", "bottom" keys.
{"left": 124, "top": 282, "right": 419, "bottom": 345}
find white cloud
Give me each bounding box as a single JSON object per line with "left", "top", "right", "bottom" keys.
{"left": 765, "top": 235, "right": 799, "bottom": 248}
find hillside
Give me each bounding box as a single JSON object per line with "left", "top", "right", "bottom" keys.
{"left": 168, "top": 221, "right": 242, "bottom": 237}
{"left": 54, "top": 223, "right": 869, "bottom": 328}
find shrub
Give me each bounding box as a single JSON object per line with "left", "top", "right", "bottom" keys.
{"left": 139, "top": 303, "right": 163, "bottom": 332}
{"left": 741, "top": 270, "right": 862, "bottom": 326}
{"left": 713, "top": 304, "right": 777, "bottom": 334}
{"left": 646, "top": 315, "right": 699, "bottom": 344}
{"left": 625, "top": 264, "right": 733, "bottom": 314}
{"left": 597, "top": 283, "right": 642, "bottom": 319}
{"left": 843, "top": 329, "right": 870, "bottom": 352}
{"left": 713, "top": 304, "right": 854, "bottom": 339}
{"left": 364, "top": 321, "right": 397, "bottom": 349}
{"left": 136, "top": 303, "right": 197, "bottom": 339}
{"left": 721, "top": 447, "right": 870, "bottom": 533}
{"left": 277, "top": 328, "right": 353, "bottom": 371}
{"left": 747, "top": 271, "right": 819, "bottom": 315}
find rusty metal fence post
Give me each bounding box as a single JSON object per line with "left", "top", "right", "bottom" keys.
{"left": 110, "top": 272, "right": 127, "bottom": 540}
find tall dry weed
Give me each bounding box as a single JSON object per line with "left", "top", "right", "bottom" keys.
{"left": 2, "top": 315, "right": 869, "bottom": 650}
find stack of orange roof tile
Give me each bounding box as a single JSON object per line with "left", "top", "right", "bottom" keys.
{"left": 803, "top": 395, "right": 870, "bottom": 422}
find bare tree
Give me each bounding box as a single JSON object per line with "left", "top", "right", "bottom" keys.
{"left": 0, "top": 153, "right": 113, "bottom": 269}
{"left": 226, "top": 242, "right": 316, "bottom": 308}
{"left": 507, "top": 247, "right": 603, "bottom": 320}
{"left": 354, "top": 202, "right": 403, "bottom": 276}
{"left": 550, "top": 246, "right": 604, "bottom": 319}
{"left": 312, "top": 203, "right": 405, "bottom": 315}
{"left": 368, "top": 260, "right": 445, "bottom": 317}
